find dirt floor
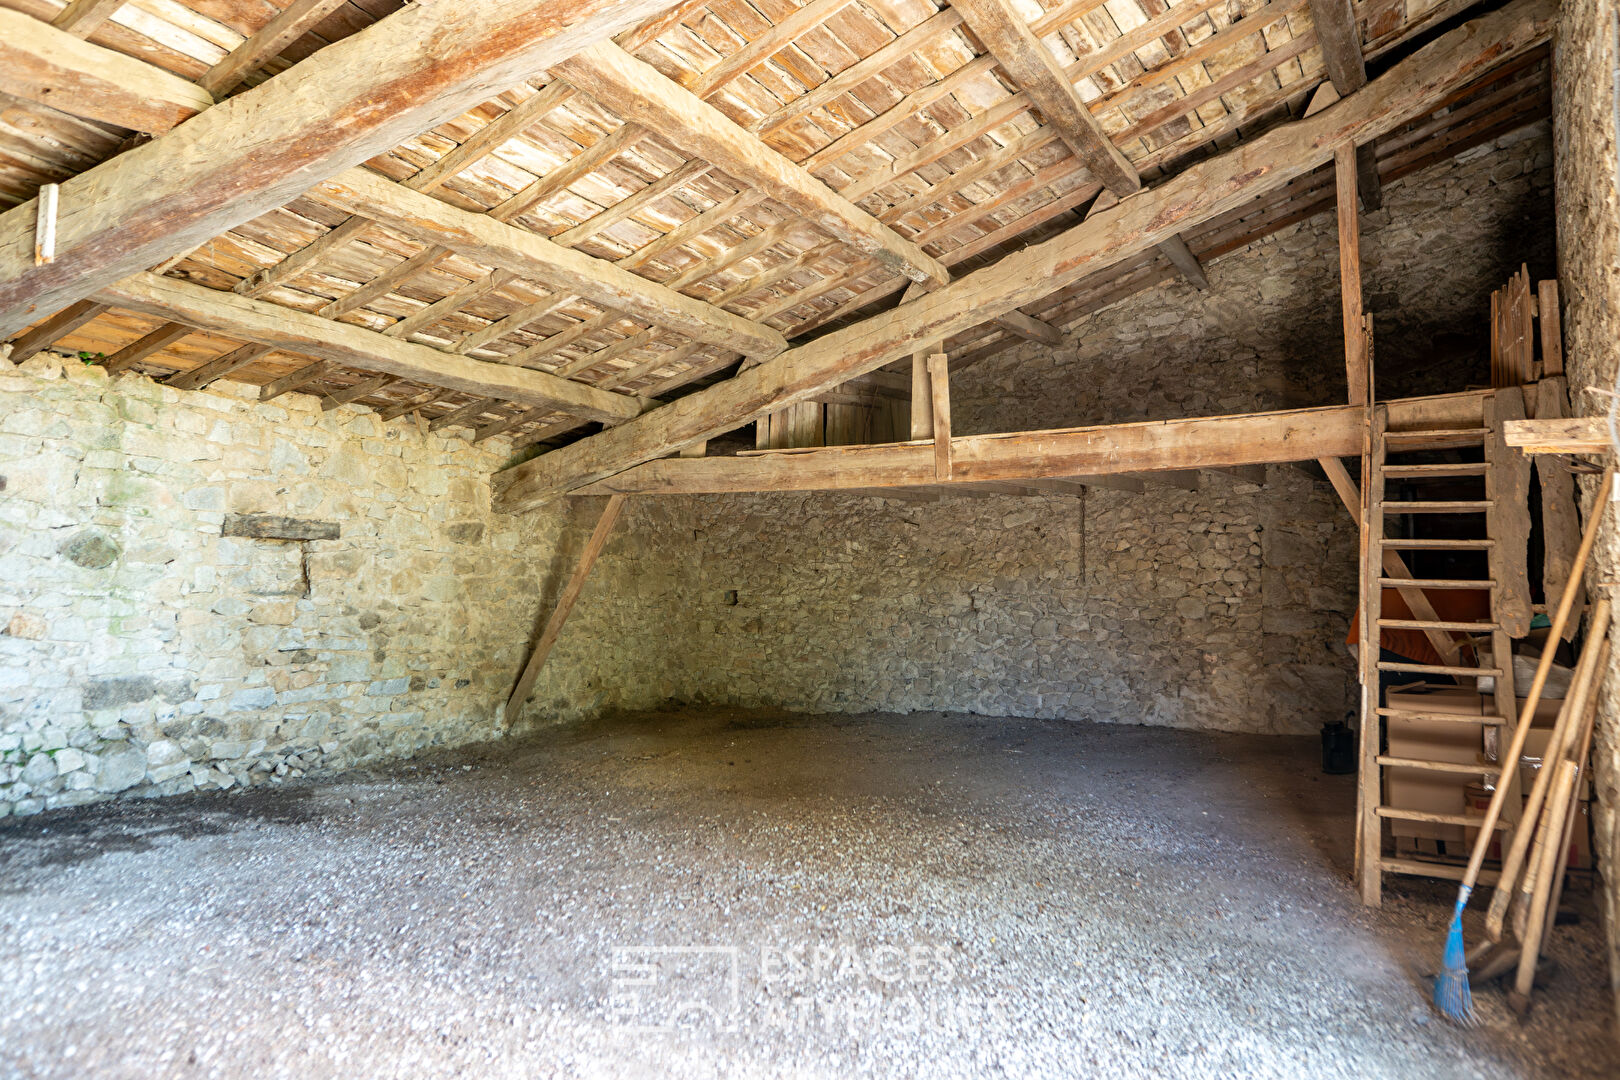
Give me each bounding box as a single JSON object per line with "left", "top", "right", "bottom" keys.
{"left": 0, "top": 708, "right": 1615, "bottom": 1079}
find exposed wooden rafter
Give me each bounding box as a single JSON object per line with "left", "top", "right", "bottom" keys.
{"left": 553, "top": 42, "right": 950, "bottom": 286}
{"left": 492, "top": 0, "right": 1555, "bottom": 511}
{"left": 97, "top": 272, "right": 646, "bottom": 424}
{"left": 0, "top": 0, "right": 675, "bottom": 338}
{"left": 1310, "top": 0, "right": 1383, "bottom": 210}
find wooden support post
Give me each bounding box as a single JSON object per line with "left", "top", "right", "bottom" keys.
{"left": 911, "top": 351, "right": 934, "bottom": 439}
{"left": 1335, "top": 143, "right": 1368, "bottom": 405}
{"left": 503, "top": 495, "right": 627, "bottom": 728}
{"left": 927, "top": 353, "right": 951, "bottom": 481}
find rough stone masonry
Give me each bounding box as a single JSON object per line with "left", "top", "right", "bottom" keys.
{"left": 0, "top": 354, "right": 627, "bottom": 818}
{"left": 0, "top": 118, "right": 1555, "bottom": 816}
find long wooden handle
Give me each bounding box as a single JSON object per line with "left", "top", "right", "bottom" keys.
{"left": 1485, "top": 619, "right": 1610, "bottom": 938}
{"left": 1458, "top": 464, "right": 1613, "bottom": 894}
{"left": 1512, "top": 760, "right": 1579, "bottom": 997}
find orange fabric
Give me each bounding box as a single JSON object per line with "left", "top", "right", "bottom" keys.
{"left": 1346, "top": 588, "right": 1492, "bottom": 665}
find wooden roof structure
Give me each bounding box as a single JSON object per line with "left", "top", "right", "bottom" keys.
{"left": 0, "top": 0, "right": 1554, "bottom": 504}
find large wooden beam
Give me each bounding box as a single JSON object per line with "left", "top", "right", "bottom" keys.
{"left": 0, "top": 10, "right": 215, "bottom": 135}
{"left": 1309, "top": 0, "right": 1383, "bottom": 210}
{"left": 492, "top": 0, "right": 1554, "bottom": 511}
{"left": 568, "top": 406, "right": 1362, "bottom": 496}
{"left": 503, "top": 494, "right": 627, "bottom": 728}
{"left": 548, "top": 395, "right": 1481, "bottom": 499}
{"left": 0, "top": 0, "right": 674, "bottom": 339}
{"left": 313, "top": 168, "right": 787, "bottom": 360}
{"left": 948, "top": 0, "right": 1140, "bottom": 196}
{"left": 97, "top": 273, "right": 644, "bottom": 424}
{"left": 553, "top": 42, "right": 950, "bottom": 286}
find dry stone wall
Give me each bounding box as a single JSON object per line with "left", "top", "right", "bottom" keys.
{"left": 0, "top": 354, "right": 624, "bottom": 818}
{"left": 1552, "top": 0, "right": 1620, "bottom": 1026}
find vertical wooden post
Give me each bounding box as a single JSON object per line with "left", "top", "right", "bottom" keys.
{"left": 926, "top": 352, "right": 951, "bottom": 480}
{"left": 1335, "top": 143, "right": 1368, "bottom": 405}
{"left": 503, "top": 494, "right": 627, "bottom": 729}
{"left": 911, "top": 351, "right": 935, "bottom": 439}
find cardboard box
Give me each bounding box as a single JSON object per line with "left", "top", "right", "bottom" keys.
{"left": 1384, "top": 687, "right": 1489, "bottom": 842}
{"left": 1463, "top": 788, "right": 1591, "bottom": 870}
{"left": 1520, "top": 728, "right": 1595, "bottom": 801}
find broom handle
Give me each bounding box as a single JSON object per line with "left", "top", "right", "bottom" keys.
{"left": 1484, "top": 620, "right": 1610, "bottom": 938}
{"left": 1458, "top": 464, "right": 1613, "bottom": 894}
{"left": 1536, "top": 673, "right": 1603, "bottom": 956}
{"left": 1512, "top": 760, "right": 1579, "bottom": 997}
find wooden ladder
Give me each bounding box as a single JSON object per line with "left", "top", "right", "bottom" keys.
{"left": 1357, "top": 402, "right": 1524, "bottom": 906}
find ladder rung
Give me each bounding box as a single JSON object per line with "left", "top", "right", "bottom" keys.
{"left": 1378, "top": 619, "right": 1500, "bottom": 632}
{"left": 1383, "top": 428, "right": 1488, "bottom": 448}
{"left": 1381, "top": 858, "right": 1501, "bottom": 886}
{"left": 1379, "top": 577, "right": 1495, "bottom": 589}
{"left": 1377, "top": 662, "right": 1501, "bottom": 677}
{"left": 1375, "top": 707, "right": 1509, "bottom": 726}
{"left": 1379, "top": 538, "right": 1494, "bottom": 549}
{"left": 1381, "top": 500, "right": 1493, "bottom": 513}
{"left": 1376, "top": 807, "right": 1508, "bottom": 828}
{"left": 1377, "top": 755, "right": 1501, "bottom": 775}
{"left": 1380, "top": 463, "right": 1488, "bottom": 478}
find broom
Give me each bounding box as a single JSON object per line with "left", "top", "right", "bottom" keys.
{"left": 1431, "top": 464, "right": 1612, "bottom": 1023}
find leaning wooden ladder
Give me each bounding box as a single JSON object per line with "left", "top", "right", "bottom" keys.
{"left": 1357, "top": 398, "right": 1525, "bottom": 905}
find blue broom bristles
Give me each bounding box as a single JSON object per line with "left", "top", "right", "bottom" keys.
{"left": 1433, "top": 887, "right": 1477, "bottom": 1025}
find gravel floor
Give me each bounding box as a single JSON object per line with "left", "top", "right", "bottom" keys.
{"left": 0, "top": 708, "right": 1615, "bottom": 1079}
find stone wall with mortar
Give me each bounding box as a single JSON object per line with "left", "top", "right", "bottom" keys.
{"left": 540, "top": 127, "right": 1552, "bottom": 738}
{"left": 0, "top": 354, "right": 631, "bottom": 818}
{"left": 1552, "top": 0, "right": 1620, "bottom": 1027}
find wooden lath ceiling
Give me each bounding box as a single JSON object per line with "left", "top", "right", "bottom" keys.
{"left": 2, "top": 0, "right": 1545, "bottom": 453}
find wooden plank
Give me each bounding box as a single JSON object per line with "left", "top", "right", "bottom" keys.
{"left": 0, "top": 0, "right": 677, "bottom": 339}
{"left": 201, "top": 0, "right": 352, "bottom": 97}
{"left": 1534, "top": 378, "right": 1583, "bottom": 639}
{"left": 1335, "top": 143, "right": 1368, "bottom": 405}
{"left": 1488, "top": 388, "right": 1534, "bottom": 637}
{"left": 1538, "top": 279, "right": 1562, "bottom": 375}
{"left": 927, "top": 353, "right": 951, "bottom": 481}
{"left": 554, "top": 42, "right": 949, "bottom": 285}
{"left": 1502, "top": 416, "right": 1607, "bottom": 454}
{"left": 949, "top": 0, "right": 1140, "bottom": 196}
{"left": 492, "top": 0, "right": 1555, "bottom": 508}
{"left": 0, "top": 10, "right": 216, "bottom": 135}
{"left": 97, "top": 272, "right": 644, "bottom": 424}
{"left": 503, "top": 494, "right": 628, "bottom": 727}
{"left": 312, "top": 168, "right": 787, "bottom": 360}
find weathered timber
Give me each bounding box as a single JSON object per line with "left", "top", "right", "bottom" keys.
{"left": 0, "top": 11, "right": 215, "bottom": 135}
{"left": 493, "top": 0, "right": 1553, "bottom": 509}
{"left": 550, "top": 396, "right": 1483, "bottom": 500}
{"left": 553, "top": 42, "right": 949, "bottom": 285}
{"left": 311, "top": 169, "right": 785, "bottom": 359}
{"left": 1487, "top": 388, "right": 1533, "bottom": 637}
{"left": 0, "top": 0, "right": 676, "bottom": 338}
{"left": 97, "top": 273, "right": 643, "bottom": 424}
